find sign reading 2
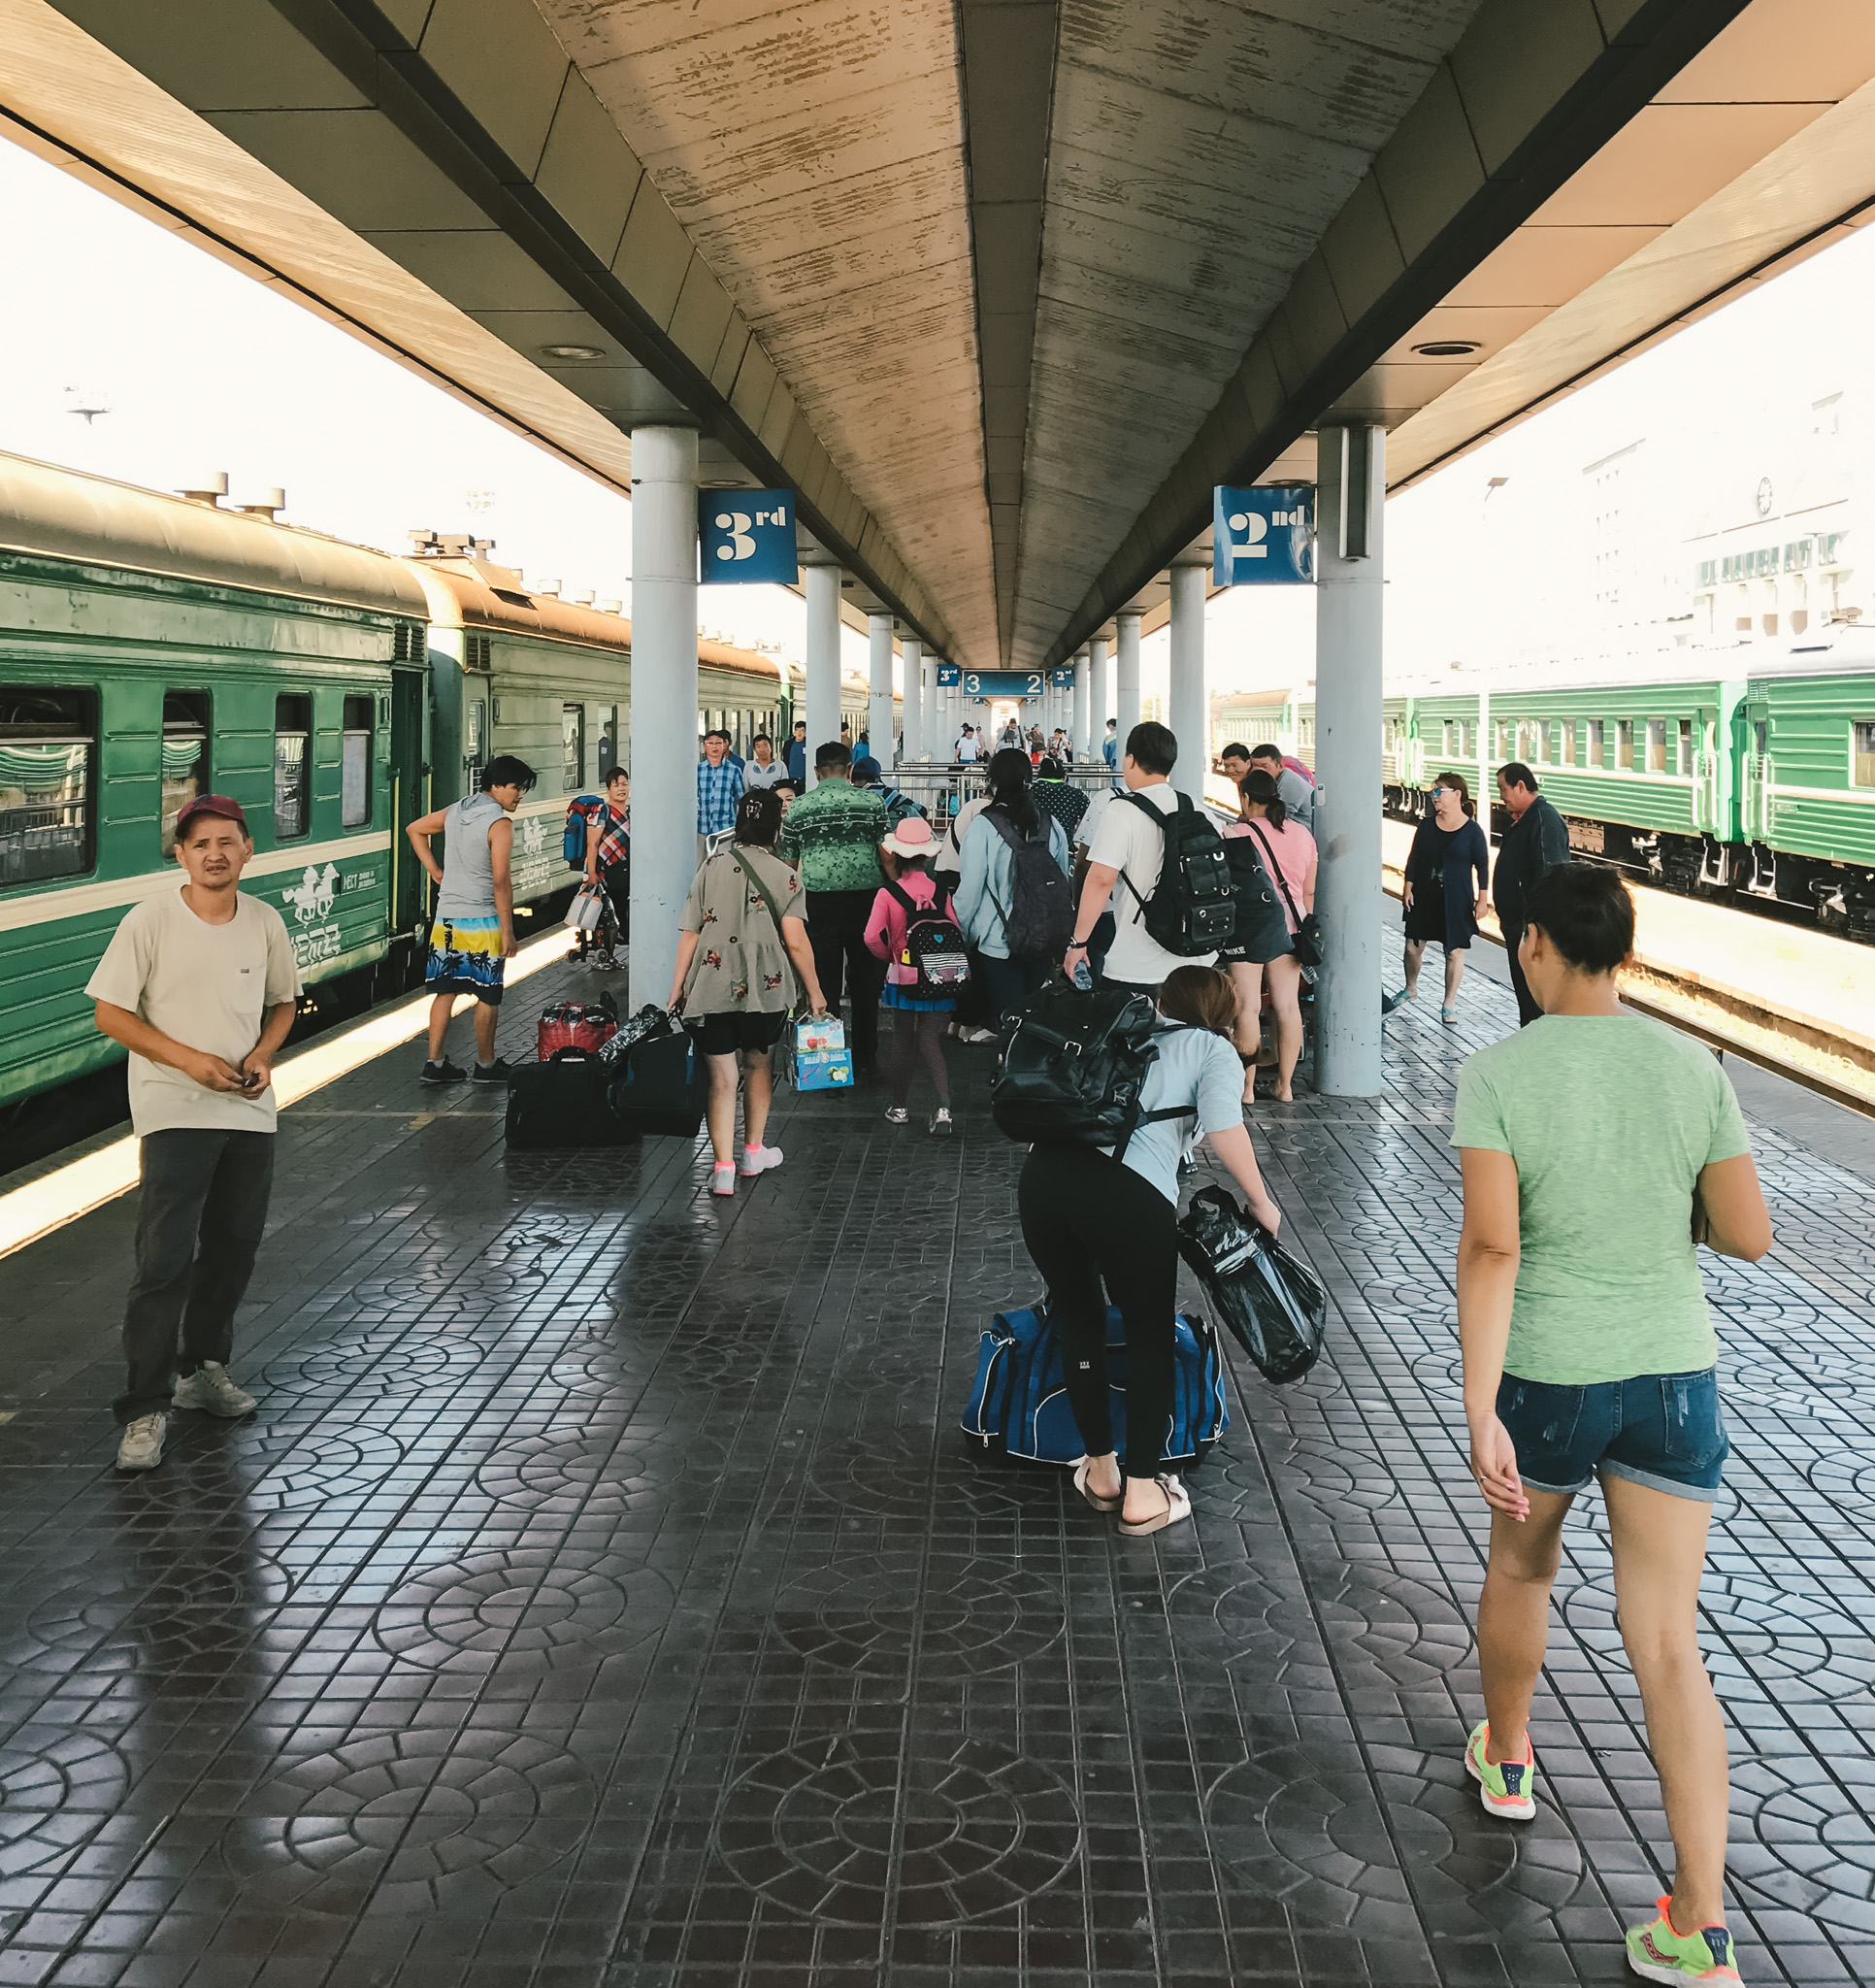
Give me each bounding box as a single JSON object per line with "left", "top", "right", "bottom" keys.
{"left": 960, "top": 671, "right": 1046, "bottom": 697}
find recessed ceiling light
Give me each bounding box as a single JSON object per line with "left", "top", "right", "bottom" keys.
{"left": 1411, "top": 339, "right": 1482, "bottom": 358}
{"left": 541, "top": 343, "right": 607, "bottom": 361}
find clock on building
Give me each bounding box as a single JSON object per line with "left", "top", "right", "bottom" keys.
{"left": 1756, "top": 476, "right": 1774, "bottom": 516}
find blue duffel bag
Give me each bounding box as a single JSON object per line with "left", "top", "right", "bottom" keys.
{"left": 961, "top": 1299, "right": 1228, "bottom": 1471}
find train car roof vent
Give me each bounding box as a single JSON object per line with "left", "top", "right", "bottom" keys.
{"left": 535, "top": 578, "right": 561, "bottom": 597}
{"left": 235, "top": 486, "right": 285, "bottom": 520}
{"left": 570, "top": 590, "right": 594, "bottom": 607}
{"left": 408, "top": 529, "right": 440, "bottom": 554}
{"left": 177, "top": 472, "right": 228, "bottom": 507}
{"left": 598, "top": 599, "right": 622, "bottom": 615}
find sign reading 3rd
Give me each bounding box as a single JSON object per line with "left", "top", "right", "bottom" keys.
{"left": 699, "top": 488, "right": 798, "bottom": 584}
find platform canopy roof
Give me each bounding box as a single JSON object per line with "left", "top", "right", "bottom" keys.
{"left": 8, "top": 0, "right": 1875, "bottom": 672}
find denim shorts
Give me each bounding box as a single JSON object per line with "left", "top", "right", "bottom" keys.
{"left": 1497, "top": 1368, "right": 1728, "bottom": 1503}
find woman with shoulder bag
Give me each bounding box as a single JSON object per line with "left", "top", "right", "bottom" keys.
{"left": 1017, "top": 965, "right": 1283, "bottom": 1537}
{"left": 1226, "top": 770, "right": 1316, "bottom": 1103}
{"left": 1390, "top": 772, "right": 1490, "bottom": 1024}
{"left": 667, "top": 787, "right": 829, "bottom": 1199}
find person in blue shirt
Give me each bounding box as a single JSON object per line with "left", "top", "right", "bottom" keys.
{"left": 1102, "top": 719, "right": 1119, "bottom": 788}
{"left": 696, "top": 729, "right": 745, "bottom": 864}
{"left": 953, "top": 748, "right": 1071, "bottom": 1025}
{"left": 785, "top": 720, "right": 808, "bottom": 785}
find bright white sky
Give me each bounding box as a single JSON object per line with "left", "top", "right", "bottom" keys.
{"left": 1, "top": 129, "right": 1867, "bottom": 700}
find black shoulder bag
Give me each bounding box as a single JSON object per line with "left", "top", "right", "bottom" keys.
{"left": 1245, "top": 820, "right": 1323, "bottom": 970}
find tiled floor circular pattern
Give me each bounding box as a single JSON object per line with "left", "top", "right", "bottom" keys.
{"left": 0, "top": 1728, "right": 129, "bottom": 1876}
{"left": 220, "top": 1729, "right": 595, "bottom": 1910}
{"left": 714, "top": 1735, "right": 1079, "bottom": 1925}
{"left": 373, "top": 1547, "right": 674, "bottom": 1670}
{"left": 261, "top": 1328, "right": 487, "bottom": 1399}
{"left": 12, "top": 1552, "right": 293, "bottom": 1672}
{"left": 1318, "top": 1565, "right": 1474, "bottom": 1687}
{"left": 470, "top": 1428, "right": 649, "bottom": 1518}
{"left": 248, "top": 1429, "right": 411, "bottom": 1508}
{"left": 1729, "top": 1754, "right": 1875, "bottom": 1931}
{"left": 1265, "top": 1441, "right": 1399, "bottom": 1513}
{"left": 770, "top": 1556, "right": 1064, "bottom": 1675}
{"left": 1805, "top": 1447, "right": 1875, "bottom": 1513}
{"left": 1563, "top": 1569, "right": 1875, "bottom": 1704}
{"left": 808, "top": 1439, "right": 938, "bottom": 1518}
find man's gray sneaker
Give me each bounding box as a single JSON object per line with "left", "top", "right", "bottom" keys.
{"left": 116, "top": 1413, "right": 167, "bottom": 1472}
{"left": 172, "top": 1362, "right": 256, "bottom": 1417}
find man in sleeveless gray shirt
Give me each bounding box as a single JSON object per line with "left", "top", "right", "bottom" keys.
{"left": 406, "top": 756, "right": 536, "bottom": 1083}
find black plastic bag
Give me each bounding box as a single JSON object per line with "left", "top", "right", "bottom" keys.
{"left": 1175, "top": 1185, "right": 1327, "bottom": 1384}
{"left": 597, "top": 1003, "right": 678, "bottom": 1069}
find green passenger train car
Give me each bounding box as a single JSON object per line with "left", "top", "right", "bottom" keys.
{"left": 0, "top": 454, "right": 429, "bottom": 1110}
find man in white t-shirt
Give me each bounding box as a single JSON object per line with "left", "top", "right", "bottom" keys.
{"left": 87, "top": 796, "right": 302, "bottom": 1472}
{"left": 1062, "top": 721, "right": 1215, "bottom": 994}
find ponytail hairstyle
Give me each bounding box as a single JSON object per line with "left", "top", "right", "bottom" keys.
{"left": 1157, "top": 964, "right": 1239, "bottom": 1038}
{"left": 985, "top": 746, "right": 1041, "bottom": 837}
{"left": 1436, "top": 770, "right": 1477, "bottom": 818}
{"left": 1239, "top": 768, "right": 1287, "bottom": 829}
{"left": 733, "top": 786, "right": 782, "bottom": 846}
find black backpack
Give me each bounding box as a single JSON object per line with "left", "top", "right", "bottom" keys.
{"left": 991, "top": 982, "right": 1197, "bottom": 1160}
{"left": 1118, "top": 791, "right": 1236, "bottom": 956}
{"left": 983, "top": 810, "right": 1075, "bottom": 959}
{"left": 883, "top": 878, "right": 971, "bottom": 996}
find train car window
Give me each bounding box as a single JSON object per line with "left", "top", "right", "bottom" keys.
{"left": 1588, "top": 719, "right": 1604, "bottom": 767}
{"left": 1646, "top": 719, "right": 1666, "bottom": 773}
{"left": 0, "top": 686, "right": 94, "bottom": 886}
{"left": 274, "top": 694, "right": 312, "bottom": 840}
{"left": 562, "top": 704, "right": 585, "bottom": 792}
{"left": 1677, "top": 718, "right": 1694, "bottom": 774}
{"left": 465, "top": 699, "right": 486, "bottom": 793}
{"left": 1853, "top": 721, "right": 1874, "bottom": 787}
{"left": 1754, "top": 719, "right": 1769, "bottom": 759}
{"left": 1616, "top": 720, "right": 1634, "bottom": 770}
{"left": 597, "top": 706, "right": 618, "bottom": 780}
{"left": 160, "top": 691, "right": 210, "bottom": 856}
{"left": 342, "top": 694, "right": 374, "bottom": 828}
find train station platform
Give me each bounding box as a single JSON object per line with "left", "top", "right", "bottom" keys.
{"left": 2, "top": 947, "right": 1873, "bottom": 1988}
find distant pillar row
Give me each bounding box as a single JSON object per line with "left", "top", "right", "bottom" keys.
{"left": 628, "top": 424, "right": 700, "bottom": 1014}
{"left": 804, "top": 563, "right": 841, "bottom": 788}
{"left": 1314, "top": 422, "right": 1387, "bottom": 1100}
{"left": 868, "top": 612, "right": 895, "bottom": 762}
{"left": 1091, "top": 636, "right": 1112, "bottom": 763}
{"left": 1072, "top": 652, "right": 1092, "bottom": 761}
{"left": 1115, "top": 611, "right": 1142, "bottom": 754}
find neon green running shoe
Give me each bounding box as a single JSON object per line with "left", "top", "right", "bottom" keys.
{"left": 1463, "top": 1718, "right": 1536, "bottom": 1820}
{"left": 1626, "top": 1899, "right": 1742, "bottom": 1981}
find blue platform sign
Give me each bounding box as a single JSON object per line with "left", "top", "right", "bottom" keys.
{"left": 936, "top": 663, "right": 961, "bottom": 686}
{"left": 700, "top": 489, "right": 796, "bottom": 583}
{"left": 1213, "top": 484, "right": 1314, "bottom": 585}
{"left": 1049, "top": 667, "right": 1075, "bottom": 688}
{"left": 958, "top": 670, "right": 1051, "bottom": 698}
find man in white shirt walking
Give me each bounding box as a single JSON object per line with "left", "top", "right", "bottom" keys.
{"left": 1061, "top": 721, "right": 1216, "bottom": 995}
{"left": 88, "top": 796, "right": 302, "bottom": 1472}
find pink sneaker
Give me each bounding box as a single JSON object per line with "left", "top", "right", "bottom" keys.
{"left": 710, "top": 1163, "right": 737, "bottom": 1198}
{"left": 739, "top": 1143, "right": 783, "bottom": 1177}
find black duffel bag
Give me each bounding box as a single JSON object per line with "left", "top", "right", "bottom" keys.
{"left": 606, "top": 1018, "right": 707, "bottom": 1138}
{"left": 1175, "top": 1185, "right": 1327, "bottom": 1384}
{"left": 506, "top": 1053, "right": 640, "bottom": 1149}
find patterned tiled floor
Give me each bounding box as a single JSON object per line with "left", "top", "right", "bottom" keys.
{"left": 2, "top": 956, "right": 1873, "bottom": 1987}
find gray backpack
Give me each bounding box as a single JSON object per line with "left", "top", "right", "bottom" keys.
{"left": 983, "top": 810, "right": 1074, "bottom": 959}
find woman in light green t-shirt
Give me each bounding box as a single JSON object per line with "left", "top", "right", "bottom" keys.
{"left": 1452, "top": 866, "right": 1770, "bottom": 1984}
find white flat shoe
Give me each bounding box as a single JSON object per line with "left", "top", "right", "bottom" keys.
{"left": 1117, "top": 1474, "right": 1191, "bottom": 1537}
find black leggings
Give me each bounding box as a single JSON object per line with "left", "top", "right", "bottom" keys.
{"left": 1017, "top": 1143, "right": 1177, "bottom": 1481}
{"left": 887, "top": 1009, "right": 951, "bottom": 1108}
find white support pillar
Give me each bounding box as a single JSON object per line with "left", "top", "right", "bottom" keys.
{"left": 1168, "top": 559, "right": 1207, "bottom": 801}
{"left": 922, "top": 657, "right": 937, "bottom": 760}
{"left": 1092, "top": 636, "right": 1112, "bottom": 766}
{"left": 901, "top": 635, "right": 922, "bottom": 765}
{"left": 1314, "top": 422, "right": 1387, "bottom": 1098}
{"left": 628, "top": 424, "right": 700, "bottom": 1013}
{"left": 1476, "top": 688, "right": 1493, "bottom": 871}
{"left": 1072, "top": 653, "right": 1091, "bottom": 761}
{"left": 1116, "top": 610, "right": 1142, "bottom": 754}
{"left": 805, "top": 562, "right": 841, "bottom": 787}
{"left": 868, "top": 611, "right": 894, "bottom": 764}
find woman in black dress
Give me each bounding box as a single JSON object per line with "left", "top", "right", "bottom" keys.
{"left": 1390, "top": 772, "right": 1491, "bottom": 1024}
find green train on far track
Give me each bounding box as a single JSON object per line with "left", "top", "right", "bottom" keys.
{"left": 0, "top": 451, "right": 876, "bottom": 1119}
{"left": 1216, "top": 658, "right": 1875, "bottom": 941}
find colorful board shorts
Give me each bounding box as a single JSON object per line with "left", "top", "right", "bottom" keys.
{"left": 425, "top": 915, "right": 506, "bottom": 1005}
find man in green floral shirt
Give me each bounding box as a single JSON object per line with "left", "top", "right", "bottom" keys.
{"left": 779, "top": 742, "right": 889, "bottom": 1077}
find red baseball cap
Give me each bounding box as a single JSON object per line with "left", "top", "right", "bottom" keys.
{"left": 174, "top": 794, "right": 250, "bottom": 838}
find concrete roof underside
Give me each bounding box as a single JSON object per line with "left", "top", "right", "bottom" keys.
{"left": 8, "top": 0, "right": 1875, "bottom": 675}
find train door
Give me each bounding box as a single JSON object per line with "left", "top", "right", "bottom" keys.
{"left": 1741, "top": 698, "right": 1773, "bottom": 841}
{"left": 1692, "top": 705, "right": 1719, "bottom": 834}
{"left": 388, "top": 667, "right": 427, "bottom": 934}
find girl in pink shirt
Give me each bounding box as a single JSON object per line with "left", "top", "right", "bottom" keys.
{"left": 864, "top": 816, "right": 958, "bottom": 1135}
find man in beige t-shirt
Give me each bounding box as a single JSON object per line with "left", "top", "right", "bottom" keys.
{"left": 87, "top": 796, "right": 301, "bottom": 1472}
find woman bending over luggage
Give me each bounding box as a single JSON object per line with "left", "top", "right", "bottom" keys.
{"left": 668, "top": 787, "right": 829, "bottom": 1199}
{"left": 1454, "top": 866, "right": 1769, "bottom": 1979}
{"left": 864, "top": 815, "right": 959, "bottom": 1136}
{"left": 1017, "top": 965, "right": 1283, "bottom": 1537}
{"left": 1221, "top": 769, "right": 1315, "bottom": 1103}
